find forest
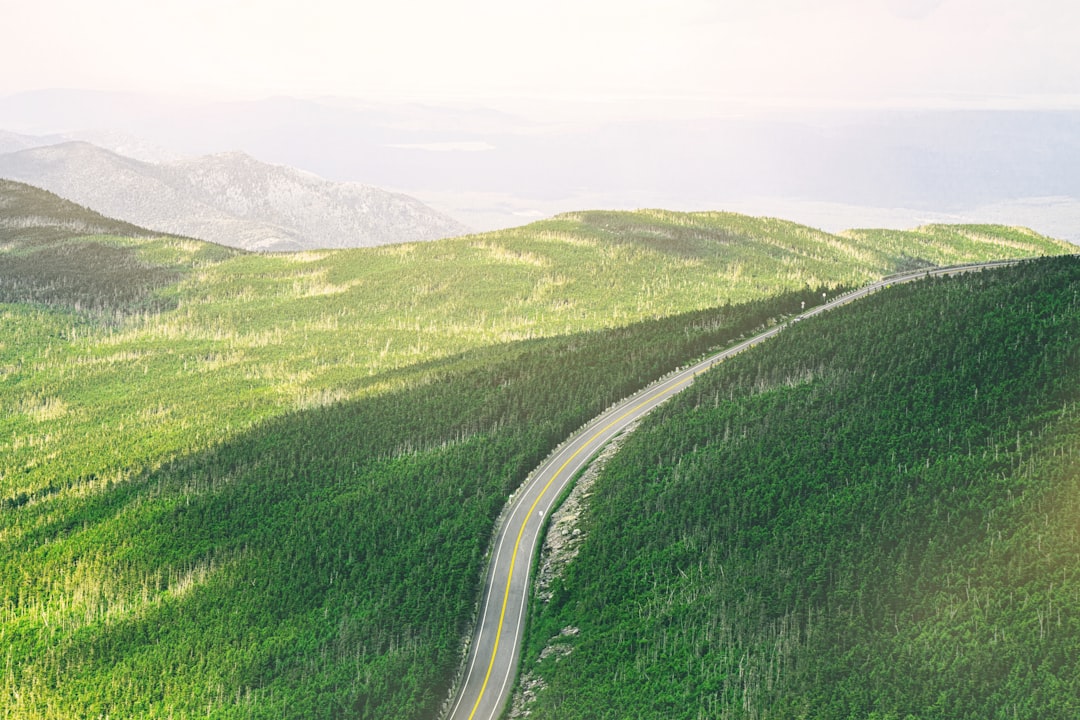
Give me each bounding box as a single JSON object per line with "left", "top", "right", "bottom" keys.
{"left": 3, "top": 289, "right": 831, "bottom": 718}
{"left": 1, "top": 183, "right": 1075, "bottom": 718}
{"left": 519, "top": 256, "right": 1080, "bottom": 719}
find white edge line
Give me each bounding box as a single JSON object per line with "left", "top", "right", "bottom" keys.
{"left": 449, "top": 436, "right": 587, "bottom": 718}
{"left": 450, "top": 259, "right": 1026, "bottom": 718}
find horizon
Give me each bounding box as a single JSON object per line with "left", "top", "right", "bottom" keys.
{"left": 4, "top": 5, "right": 1080, "bottom": 715}
{"left": 6, "top": 1, "right": 1080, "bottom": 120}
{"left": 3, "top": 2, "right": 1079, "bottom": 242}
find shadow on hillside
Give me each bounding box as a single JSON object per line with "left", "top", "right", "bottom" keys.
{"left": 9, "top": 291, "right": 827, "bottom": 718}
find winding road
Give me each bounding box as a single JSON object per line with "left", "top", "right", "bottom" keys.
{"left": 444, "top": 259, "right": 1023, "bottom": 720}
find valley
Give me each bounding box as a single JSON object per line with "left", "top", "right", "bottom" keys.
{"left": 5, "top": 1, "right": 1080, "bottom": 717}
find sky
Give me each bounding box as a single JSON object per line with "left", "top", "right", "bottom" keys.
{"left": 5, "top": 0, "right": 1080, "bottom": 119}
{"left": 3, "top": 0, "right": 1080, "bottom": 242}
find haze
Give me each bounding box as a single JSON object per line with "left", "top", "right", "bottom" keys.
{"left": 7, "top": 0, "right": 1080, "bottom": 114}
{"left": 3, "top": 0, "right": 1080, "bottom": 238}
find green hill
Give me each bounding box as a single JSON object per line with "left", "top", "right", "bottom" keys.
{"left": 0, "top": 178, "right": 236, "bottom": 312}
{"left": 6, "top": 207, "right": 1068, "bottom": 502}
{"left": 0, "top": 194, "right": 1073, "bottom": 718}
{"left": 519, "top": 256, "right": 1080, "bottom": 719}
{"left": 0, "top": 178, "right": 160, "bottom": 243}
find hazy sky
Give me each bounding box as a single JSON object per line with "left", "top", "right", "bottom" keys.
{"left": 5, "top": 0, "right": 1080, "bottom": 118}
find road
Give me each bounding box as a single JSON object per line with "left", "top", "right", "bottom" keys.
{"left": 443, "top": 259, "right": 1023, "bottom": 720}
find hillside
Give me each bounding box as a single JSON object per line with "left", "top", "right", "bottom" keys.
{"left": 0, "top": 129, "right": 54, "bottom": 155}
{"left": 518, "top": 256, "right": 1080, "bottom": 719}
{"left": 0, "top": 209, "right": 1071, "bottom": 718}
{"left": 1, "top": 177, "right": 158, "bottom": 242}
{"left": 0, "top": 179, "right": 236, "bottom": 312}
{"left": 0, "top": 141, "right": 468, "bottom": 250}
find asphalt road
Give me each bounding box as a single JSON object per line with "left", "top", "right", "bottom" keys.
{"left": 443, "top": 259, "right": 1024, "bottom": 720}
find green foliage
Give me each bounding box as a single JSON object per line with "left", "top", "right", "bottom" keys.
{"left": 0, "top": 238, "right": 188, "bottom": 313}
{"left": 0, "top": 179, "right": 237, "bottom": 314}
{"left": 1, "top": 292, "right": 822, "bottom": 719}
{"left": 0, "top": 197, "right": 1072, "bottom": 718}
{"left": 844, "top": 224, "right": 1067, "bottom": 270}
{"left": 0, "top": 179, "right": 159, "bottom": 244}
{"left": 521, "top": 256, "right": 1080, "bottom": 719}
{"left": 13, "top": 209, "right": 1066, "bottom": 501}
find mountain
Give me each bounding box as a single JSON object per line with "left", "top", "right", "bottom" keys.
{"left": 0, "top": 178, "right": 235, "bottom": 312}
{"left": 0, "top": 141, "right": 469, "bottom": 251}
{"left": 4, "top": 91, "right": 1080, "bottom": 239}
{"left": 156, "top": 150, "right": 470, "bottom": 250}
{"left": 0, "top": 177, "right": 160, "bottom": 243}
{"left": 0, "top": 209, "right": 1071, "bottom": 718}
{"left": 0, "top": 129, "right": 53, "bottom": 155}
{"left": 517, "top": 256, "right": 1080, "bottom": 719}
{"left": 0, "top": 128, "right": 182, "bottom": 162}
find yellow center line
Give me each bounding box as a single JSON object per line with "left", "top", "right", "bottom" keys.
{"left": 466, "top": 373, "right": 696, "bottom": 719}
{"left": 463, "top": 260, "right": 1019, "bottom": 716}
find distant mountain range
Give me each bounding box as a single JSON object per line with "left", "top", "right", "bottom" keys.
{"left": 0, "top": 128, "right": 183, "bottom": 163}
{"left": 2, "top": 90, "right": 1078, "bottom": 240}
{"left": 0, "top": 139, "right": 469, "bottom": 251}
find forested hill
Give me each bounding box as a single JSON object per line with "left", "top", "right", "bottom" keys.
{"left": 0, "top": 178, "right": 160, "bottom": 242}
{"left": 0, "top": 202, "right": 1073, "bottom": 718}
{"left": 548, "top": 210, "right": 1072, "bottom": 283}
{"left": 0, "top": 179, "right": 236, "bottom": 312}
{"left": 520, "top": 255, "right": 1080, "bottom": 719}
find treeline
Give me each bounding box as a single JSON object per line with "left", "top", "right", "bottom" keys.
{"left": 520, "top": 256, "right": 1080, "bottom": 719}
{"left": 0, "top": 287, "right": 827, "bottom": 719}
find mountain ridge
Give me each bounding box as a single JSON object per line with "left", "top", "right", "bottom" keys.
{"left": 0, "top": 140, "right": 469, "bottom": 251}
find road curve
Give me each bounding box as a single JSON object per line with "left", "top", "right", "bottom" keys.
{"left": 443, "top": 259, "right": 1024, "bottom": 720}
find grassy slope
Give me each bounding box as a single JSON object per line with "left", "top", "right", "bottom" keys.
{"left": 521, "top": 256, "right": 1080, "bottom": 719}
{"left": 1, "top": 193, "right": 1073, "bottom": 717}
{"left": 3, "top": 210, "right": 1070, "bottom": 500}
{"left": 0, "top": 179, "right": 163, "bottom": 243}
{"left": 4, "top": 297, "right": 827, "bottom": 719}
{"left": 0, "top": 179, "right": 234, "bottom": 313}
